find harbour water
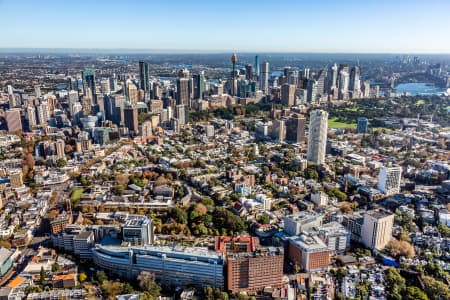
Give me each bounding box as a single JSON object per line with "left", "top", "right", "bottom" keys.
{"left": 395, "top": 82, "right": 446, "bottom": 96}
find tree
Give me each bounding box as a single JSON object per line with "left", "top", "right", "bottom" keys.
{"left": 137, "top": 271, "right": 161, "bottom": 298}
{"left": 101, "top": 280, "right": 123, "bottom": 299}
{"left": 437, "top": 223, "right": 450, "bottom": 238}
{"left": 212, "top": 207, "right": 247, "bottom": 234}
{"left": 96, "top": 271, "right": 108, "bottom": 284}
{"left": 403, "top": 286, "right": 429, "bottom": 300}
{"left": 39, "top": 266, "right": 45, "bottom": 285}
{"left": 56, "top": 158, "right": 67, "bottom": 168}
{"left": 170, "top": 207, "right": 188, "bottom": 224}
{"left": 121, "top": 282, "right": 134, "bottom": 294}
{"left": 422, "top": 275, "right": 450, "bottom": 300}
{"left": 257, "top": 214, "right": 270, "bottom": 224}
{"left": 79, "top": 272, "right": 87, "bottom": 283}
{"left": 386, "top": 240, "right": 415, "bottom": 258}
{"left": 51, "top": 263, "right": 60, "bottom": 272}
{"left": 384, "top": 267, "right": 405, "bottom": 300}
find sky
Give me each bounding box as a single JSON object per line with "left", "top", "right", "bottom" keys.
{"left": 1, "top": 0, "right": 450, "bottom": 53}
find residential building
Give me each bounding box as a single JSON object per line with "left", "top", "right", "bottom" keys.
{"left": 226, "top": 247, "right": 284, "bottom": 294}
{"left": 307, "top": 110, "right": 328, "bottom": 164}
{"left": 377, "top": 165, "right": 402, "bottom": 195}
{"left": 361, "top": 209, "right": 394, "bottom": 250}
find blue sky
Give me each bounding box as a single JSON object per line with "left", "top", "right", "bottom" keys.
{"left": 1, "top": 0, "right": 449, "bottom": 53}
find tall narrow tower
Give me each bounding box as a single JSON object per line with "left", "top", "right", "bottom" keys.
{"left": 231, "top": 53, "right": 237, "bottom": 97}
{"left": 307, "top": 110, "right": 328, "bottom": 165}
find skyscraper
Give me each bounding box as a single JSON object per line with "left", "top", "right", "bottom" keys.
{"left": 125, "top": 81, "right": 139, "bottom": 105}
{"left": 307, "top": 110, "right": 328, "bottom": 164}
{"left": 281, "top": 84, "right": 296, "bottom": 107}
{"left": 245, "top": 64, "right": 253, "bottom": 80}
{"left": 176, "top": 104, "right": 188, "bottom": 125}
{"left": 286, "top": 114, "right": 306, "bottom": 144}
{"left": 377, "top": 166, "right": 402, "bottom": 195}
{"left": 6, "top": 109, "right": 22, "bottom": 134}
{"left": 139, "top": 61, "right": 150, "bottom": 95}
{"left": 350, "top": 66, "right": 361, "bottom": 99}
{"left": 361, "top": 210, "right": 394, "bottom": 250}
{"left": 357, "top": 117, "right": 368, "bottom": 134}
{"left": 176, "top": 78, "right": 190, "bottom": 105}
{"left": 27, "top": 106, "right": 37, "bottom": 129}
{"left": 55, "top": 139, "right": 65, "bottom": 159}
{"left": 124, "top": 105, "right": 139, "bottom": 134}
{"left": 82, "top": 69, "right": 96, "bottom": 101}
{"left": 259, "top": 62, "right": 269, "bottom": 94}
{"left": 254, "top": 55, "right": 260, "bottom": 78}
{"left": 194, "top": 72, "right": 205, "bottom": 99}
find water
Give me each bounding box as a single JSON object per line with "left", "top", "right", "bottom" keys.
{"left": 395, "top": 82, "right": 446, "bottom": 96}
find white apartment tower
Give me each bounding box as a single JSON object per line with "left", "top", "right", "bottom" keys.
{"left": 377, "top": 166, "right": 402, "bottom": 195}
{"left": 307, "top": 110, "right": 328, "bottom": 165}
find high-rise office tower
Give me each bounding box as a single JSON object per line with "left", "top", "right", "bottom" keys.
{"left": 55, "top": 139, "right": 65, "bottom": 159}
{"left": 255, "top": 55, "right": 260, "bottom": 78}
{"left": 303, "top": 68, "right": 310, "bottom": 79}
{"left": 71, "top": 102, "right": 83, "bottom": 125}
{"left": 124, "top": 105, "right": 139, "bottom": 134}
{"left": 141, "top": 121, "right": 153, "bottom": 138}
{"left": 6, "top": 109, "right": 22, "bottom": 133}
{"left": 193, "top": 72, "right": 205, "bottom": 99}
{"left": 139, "top": 61, "right": 150, "bottom": 95}
{"left": 245, "top": 64, "right": 253, "bottom": 80}
{"left": 176, "top": 104, "right": 188, "bottom": 125}
{"left": 82, "top": 69, "right": 96, "bottom": 101}
{"left": 260, "top": 62, "right": 269, "bottom": 94}
{"left": 27, "top": 106, "right": 37, "bottom": 129}
{"left": 338, "top": 71, "right": 350, "bottom": 100}
{"left": 8, "top": 93, "right": 17, "bottom": 108}
{"left": 100, "top": 79, "right": 111, "bottom": 95}
{"left": 110, "top": 77, "right": 118, "bottom": 93}
{"left": 271, "top": 119, "right": 286, "bottom": 142}
{"left": 357, "top": 117, "right": 368, "bottom": 134}
{"left": 37, "top": 102, "right": 50, "bottom": 125}
{"left": 34, "top": 85, "right": 41, "bottom": 97}
{"left": 350, "top": 66, "right": 361, "bottom": 99}
{"left": 377, "top": 166, "right": 402, "bottom": 195}
{"left": 176, "top": 78, "right": 190, "bottom": 105}
{"left": 126, "top": 82, "right": 139, "bottom": 105}
{"left": 362, "top": 80, "right": 371, "bottom": 98}
{"left": 361, "top": 210, "right": 394, "bottom": 250}
{"left": 7, "top": 85, "right": 13, "bottom": 96}
{"left": 307, "top": 110, "right": 328, "bottom": 164}
{"left": 281, "top": 84, "right": 296, "bottom": 107}
{"left": 315, "top": 69, "right": 327, "bottom": 100}
{"left": 286, "top": 114, "right": 306, "bottom": 144}
{"left": 328, "top": 63, "right": 338, "bottom": 94}
{"left": 306, "top": 80, "right": 318, "bottom": 103}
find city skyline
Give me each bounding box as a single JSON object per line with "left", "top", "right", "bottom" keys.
{"left": 1, "top": 0, "right": 450, "bottom": 54}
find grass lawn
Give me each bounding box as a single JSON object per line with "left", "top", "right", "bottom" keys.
{"left": 328, "top": 118, "right": 357, "bottom": 129}
{"left": 416, "top": 99, "right": 425, "bottom": 105}
{"left": 70, "top": 187, "right": 84, "bottom": 201}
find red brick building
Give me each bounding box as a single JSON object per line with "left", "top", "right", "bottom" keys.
{"left": 226, "top": 247, "right": 284, "bottom": 294}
